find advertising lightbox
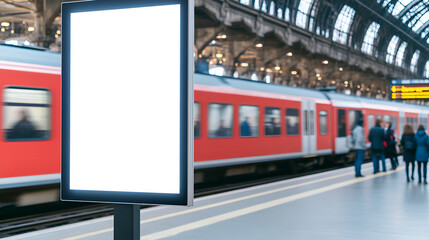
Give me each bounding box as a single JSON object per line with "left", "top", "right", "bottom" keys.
{"left": 61, "top": 0, "right": 193, "bottom": 206}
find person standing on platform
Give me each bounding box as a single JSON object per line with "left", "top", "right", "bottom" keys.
{"left": 352, "top": 118, "right": 365, "bottom": 177}
{"left": 400, "top": 124, "right": 416, "bottom": 182}
{"left": 414, "top": 125, "right": 429, "bottom": 184}
{"left": 368, "top": 119, "right": 387, "bottom": 174}
{"left": 385, "top": 122, "right": 398, "bottom": 170}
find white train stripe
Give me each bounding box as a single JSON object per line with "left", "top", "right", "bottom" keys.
{"left": 0, "top": 60, "right": 60, "bottom": 75}
{"left": 0, "top": 174, "right": 60, "bottom": 189}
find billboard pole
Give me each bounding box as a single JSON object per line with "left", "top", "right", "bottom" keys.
{"left": 114, "top": 204, "right": 140, "bottom": 240}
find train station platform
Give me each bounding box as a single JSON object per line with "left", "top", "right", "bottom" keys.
{"left": 6, "top": 160, "right": 429, "bottom": 240}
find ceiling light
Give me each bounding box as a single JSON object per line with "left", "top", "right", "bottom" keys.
{"left": 286, "top": 52, "right": 293, "bottom": 57}
{"left": 274, "top": 66, "right": 281, "bottom": 71}
{"left": 0, "top": 28, "right": 4, "bottom": 32}
{"left": 216, "top": 53, "right": 223, "bottom": 58}
{"left": 28, "top": 26, "right": 35, "bottom": 32}
{"left": 1, "top": 22, "right": 10, "bottom": 27}
{"left": 317, "top": 77, "right": 322, "bottom": 80}
{"left": 10, "top": 30, "right": 14, "bottom": 34}
{"left": 266, "top": 68, "right": 273, "bottom": 73}
{"left": 322, "top": 60, "right": 329, "bottom": 65}
{"left": 316, "top": 73, "right": 321, "bottom": 77}
{"left": 339, "top": 67, "right": 343, "bottom": 71}
{"left": 255, "top": 43, "right": 263, "bottom": 48}
{"left": 56, "top": 29, "right": 61, "bottom": 35}
{"left": 260, "top": 67, "right": 265, "bottom": 71}
{"left": 241, "top": 62, "right": 248, "bottom": 67}
{"left": 291, "top": 70, "right": 298, "bottom": 75}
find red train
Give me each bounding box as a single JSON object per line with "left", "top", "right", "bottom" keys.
{"left": 1, "top": 44, "right": 428, "bottom": 205}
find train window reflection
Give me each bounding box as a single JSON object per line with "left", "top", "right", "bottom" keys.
{"left": 265, "top": 107, "right": 281, "bottom": 136}
{"left": 286, "top": 108, "right": 299, "bottom": 135}
{"left": 368, "top": 115, "right": 375, "bottom": 129}
{"left": 391, "top": 116, "right": 397, "bottom": 130}
{"left": 338, "top": 109, "right": 346, "bottom": 137}
{"left": 208, "top": 103, "right": 233, "bottom": 138}
{"left": 3, "top": 87, "right": 51, "bottom": 141}
{"left": 239, "top": 105, "right": 259, "bottom": 137}
{"left": 319, "top": 111, "right": 327, "bottom": 135}
{"left": 349, "top": 110, "right": 362, "bottom": 131}
{"left": 194, "top": 102, "right": 200, "bottom": 138}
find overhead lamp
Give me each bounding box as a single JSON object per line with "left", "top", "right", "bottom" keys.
{"left": 266, "top": 68, "right": 273, "bottom": 73}
{"left": 331, "top": 80, "right": 336, "bottom": 84}
{"left": 10, "top": 30, "right": 14, "bottom": 34}
{"left": 55, "top": 34, "right": 59, "bottom": 38}
{"left": 339, "top": 67, "right": 343, "bottom": 71}
{"left": 28, "top": 26, "right": 35, "bottom": 32}
{"left": 216, "top": 53, "right": 223, "bottom": 58}
{"left": 316, "top": 73, "right": 321, "bottom": 77}
{"left": 286, "top": 52, "right": 293, "bottom": 57}
{"left": 1, "top": 22, "right": 10, "bottom": 27}
{"left": 255, "top": 43, "right": 263, "bottom": 48}
{"left": 317, "top": 77, "right": 322, "bottom": 80}
{"left": 322, "top": 60, "right": 328, "bottom": 65}
{"left": 198, "top": 54, "right": 202, "bottom": 58}
{"left": 274, "top": 66, "right": 281, "bottom": 71}
{"left": 240, "top": 62, "right": 249, "bottom": 67}
{"left": 0, "top": 28, "right": 4, "bottom": 32}
{"left": 344, "top": 81, "right": 348, "bottom": 84}
{"left": 57, "top": 29, "right": 61, "bottom": 35}
{"left": 260, "top": 67, "right": 265, "bottom": 71}
{"left": 279, "top": 70, "right": 283, "bottom": 74}
{"left": 291, "top": 70, "right": 298, "bottom": 75}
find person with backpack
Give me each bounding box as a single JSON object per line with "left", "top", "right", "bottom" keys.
{"left": 352, "top": 118, "right": 365, "bottom": 177}
{"left": 414, "top": 125, "right": 429, "bottom": 184}
{"left": 400, "top": 124, "right": 416, "bottom": 182}
{"left": 385, "top": 122, "right": 398, "bottom": 170}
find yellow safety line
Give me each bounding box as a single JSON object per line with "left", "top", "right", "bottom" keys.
{"left": 141, "top": 167, "right": 404, "bottom": 240}
{"left": 61, "top": 166, "right": 378, "bottom": 240}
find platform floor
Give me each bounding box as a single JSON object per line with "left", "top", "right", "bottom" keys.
{"left": 6, "top": 160, "right": 429, "bottom": 240}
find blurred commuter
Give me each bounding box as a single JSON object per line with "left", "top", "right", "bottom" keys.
{"left": 368, "top": 119, "right": 387, "bottom": 173}
{"left": 401, "top": 125, "right": 416, "bottom": 182}
{"left": 11, "top": 109, "right": 36, "bottom": 139}
{"left": 194, "top": 118, "right": 200, "bottom": 138}
{"left": 414, "top": 125, "right": 429, "bottom": 184}
{"left": 352, "top": 118, "right": 365, "bottom": 177}
{"left": 265, "top": 118, "right": 280, "bottom": 136}
{"left": 385, "top": 122, "right": 398, "bottom": 170}
{"left": 216, "top": 120, "right": 229, "bottom": 137}
{"left": 240, "top": 117, "right": 252, "bottom": 137}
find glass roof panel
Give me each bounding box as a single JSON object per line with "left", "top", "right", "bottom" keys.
{"left": 332, "top": 5, "right": 356, "bottom": 45}
{"left": 361, "top": 22, "right": 381, "bottom": 55}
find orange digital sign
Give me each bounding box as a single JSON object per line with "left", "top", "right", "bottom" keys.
{"left": 390, "top": 79, "right": 429, "bottom": 100}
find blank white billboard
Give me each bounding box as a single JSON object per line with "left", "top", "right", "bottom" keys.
{"left": 69, "top": 4, "right": 181, "bottom": 194}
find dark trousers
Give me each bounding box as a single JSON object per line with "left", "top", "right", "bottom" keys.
{"left": 388, "top": 155, "right": 397, "bottom": 169}
{"left": 355, "top": 150, "right": 364, "bottom": 176}
{"left": 417, "top": 161, "right": 428, "bottom": 182}
{"left": 372, "top": 150, "right": 386, "bottom": 173}
{"left": 405, "top": 161, "right": 415, "bottom": 180}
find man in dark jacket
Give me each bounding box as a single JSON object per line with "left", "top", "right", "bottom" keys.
{"left": 368, "top": 119, "right": 387, "bottom": 173}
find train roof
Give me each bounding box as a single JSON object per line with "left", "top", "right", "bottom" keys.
{"left": 0, "top": 43, "right": 60, "bottom": 67}
{"left": 195, "top": 73, "right": 429, "bottom": 111}
{"left": 326, "top": 91, "right": 429, "bottom": 111}
{"left": 195, "top": 73, "right": 329, "bottom": 100}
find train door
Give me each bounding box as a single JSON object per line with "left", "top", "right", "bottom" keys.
{"left": 301, "top": 100, "right": 316, "bottom": 155}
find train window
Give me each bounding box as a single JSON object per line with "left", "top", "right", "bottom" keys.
{"left": 286, "top": 108, "right": 299, "bottom": 135}
{"left": 3, "top": 87, "right": 51, "bottom": 141}
{"left": 265, "top": 107, "right": 281, "bottom": 136}
{"left": 383, "top": 115, "right": 390, "bottom": 124}
{"left": 304, "top": 110, "right": 308, "bottom": 135}
{"left": 348, "top": 110, "right": 362, "bottom": 131}
{"left": 310, "top": 110, "right": 314, "bottom": 135}
{"left": 194, "top": 102, "right": 200, "bottom": 138}
{"left": 368, "top": 115, "right": 375, "bottom": 129}
{"left": 419, "top": 116, "right": 428, "bottom": 130}
{"left": 376, "top": 115, "right": 382, "bottom": 120}
{"left": 239, "top": 105, "right": 259, "bottom": 137}
{"left": 391, "top": 116, "right": 397, "bottom": 130}
{"left": 319, "top": 111, "right": 327, "bottom": 135}
{"left": 414, "top": 117, "right": 418, "bottom": 131}
{"left": 208, "top": 103, "right": 233, "bottom": 138}
{"left": 338, "top": 109, "right": 346, "bottom": 137}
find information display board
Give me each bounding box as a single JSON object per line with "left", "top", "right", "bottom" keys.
{"left": 390, "top": 79, "right": 429, "bottom": 100}
{"left": 61, "top": 0, "right": 193, "bottom": 206}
